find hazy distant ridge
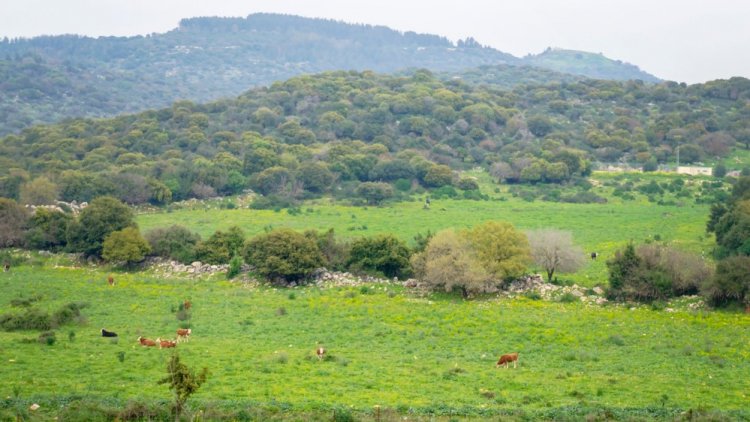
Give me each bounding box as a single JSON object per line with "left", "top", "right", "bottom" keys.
{"left": 0, "top": 13, "right": 659, "bottom": 134}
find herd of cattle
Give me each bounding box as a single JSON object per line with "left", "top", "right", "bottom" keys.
{"left": 100, "top": 276, "right": 192, "bottom": 349}
{"left": 96, "top": 277, "right": 520, "bottom": 365}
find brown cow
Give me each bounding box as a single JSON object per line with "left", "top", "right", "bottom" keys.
{"left": 176, "top": 328, "right": 191, "bottom": 343}
{"left": 138, "top": 336, "right": 157, "bottom": 347}
{"left": 183, "top": 300, "right": 192, "bottom": 311}
{"left": 156, "top": 338, "right": 177, "bottom": 349}
{"left": 495, "top": 352, "right": 519, "bottom": 369}
{"left": 107, "top": 275, "right": 114, "bottom": 286}
{"left": 316, "top": 347, "right": 326, "bottom": 360}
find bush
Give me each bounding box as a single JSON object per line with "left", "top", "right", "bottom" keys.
{"left": 607, "top": 243, "right": 712, "bottom": 302}
{"left": 457, "top": 177, "right": 480, "bottom": 191}
{"left": 25, "top": 208, "right": 72, "bottom": 251}
{"left": 347, "top": 234, "right": 411, "bottom": 279}
{"left": 244, "top": 229, "right": 324, "bottom": 283}
{"left": 194, "top": 226, "right": 245, "bottom": 264}
{"left": 304, "top": 228, "right": 350, "bottom": 271}
{"left": 226, "top": 254, "right": 242, "bottom": 279}
{"left": 102, "top": 227, "right": 151, "bottom": 265}
{"left": 0, "top": 308, "right": 52, "bottom": 331}
{"left": 38, "top": 330, "right": 56, "bottom": 345}
{"left": 356, "top": 182, "right": 394, "bottom": 205}
{"left": 66, "top": 196, "right": 135, "bottom": 257}
{"left": 702, "top": 255, "right": 750, "bottom": 307}
{"left": 411, "top": 229, "right": 492, "bottom": 298}
{"left": 145, "top": 225, "right": 201, "bottom": 264}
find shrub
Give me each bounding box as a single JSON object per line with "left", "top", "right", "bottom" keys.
{"left": 194, "top": 226, "right": 245, "bottom": 264}
{"left": 66, "top": 196, "right": 135, "bottom": 257}
{"left": 226, "top": 254, "right": 243, "bottom": 279}
{"left": 244, "top": 229, "right": 324, "bottom": 283}
{"left": 0, "top": 308, "right": 52, "bottom": 331}
{"left": 411, "top": 229, "right": 491, "bottom": 298}
{"left": 702, "top": 255, "right": 750, "bottom": 307}
{"left": 145, "top": 225, "right": 201, "bottom": 264}
{"left": 607, "top": 243, "right": 712, "bottom": 302}
{"left": 457, "top": 177, "right": 480, "bottom": 191}
{"left": 347, "top": 234, "right": 411, "bottom": 279}
{"left": 25, "top": 208, "right": 72, "bottom": 251}
{"left": 38, "top": 331, "right": 56, "bottom": 345}
{"left": 304, "top": 228, "right": 350, "bottom": 271}
{"left": 102, "top": 227, "right": 151, "bottom": 265}
{"left": 355, "top": 182, "right": 394, "bottom": 205}
{"left": 158, "top": 353, "right": 209, "bottom": 422}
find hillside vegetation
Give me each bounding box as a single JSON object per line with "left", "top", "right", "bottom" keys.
{"left": 0, "top": 13, "right": 659, "bottom": 134}
{"left": 1, "top": 69, "right": 748, "bottom": 206}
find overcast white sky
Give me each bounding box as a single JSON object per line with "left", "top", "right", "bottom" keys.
{"left": 1, "top": 0, "right": 748, "bottom": 84}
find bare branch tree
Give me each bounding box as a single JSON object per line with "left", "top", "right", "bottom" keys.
{"left": 527, "top": 229, "right": 584, "bottom": 282}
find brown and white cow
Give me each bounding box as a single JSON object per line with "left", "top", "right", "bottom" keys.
{"left": 107, "top": 275, "right": 115, "bottom": 286}
{"left": 495, "top": 352, "right": 519, "bottom": 369}
{"left": 316, "top": 346, "right": 326, "bottom": 360}
{"left": 138, "top": 336, "right": 157, "bottom": 347}
{"left": 176, "top": 328, "right": 191, "bottom": 343}
{"left": 156, "top": 338, "right": 177, "bottom": 349}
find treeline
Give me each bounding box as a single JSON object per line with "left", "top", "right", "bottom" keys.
{"left": 1, "top": 70, "right": 748, "bottom": 208}
{"left": 6, "top": 193, "right": 745, "bottom": 307}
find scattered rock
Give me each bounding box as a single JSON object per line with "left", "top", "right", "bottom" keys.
{"left": 29, "top": 403, "right": 40, "bottom": 411}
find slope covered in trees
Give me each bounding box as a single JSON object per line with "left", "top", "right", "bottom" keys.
{"left": 1, "top": 70, "right": 748, "bottom": 206}
{"left": 0, "top": 13, "right": 659, "bottom": 135}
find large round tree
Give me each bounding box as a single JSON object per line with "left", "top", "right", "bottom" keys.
{"left": 243, "top": 229, "right": 324, "bottom": 283}
{"left": 67, "top": 196, "right": 135, "bottom": 257}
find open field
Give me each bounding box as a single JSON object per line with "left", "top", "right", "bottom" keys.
{"left": 1, "top": 262, "right": 748, "bottom": 420}
{"left": 136, "top": 172, "right": 717, "bottom": 286}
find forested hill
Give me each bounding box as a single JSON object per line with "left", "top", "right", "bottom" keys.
{"left": 1, "top": 69, "right": 748, "bottom": 206}
{"left": 0, "top": 13, "right": 659, "bottom": 135}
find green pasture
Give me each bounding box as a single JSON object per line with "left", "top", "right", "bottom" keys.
{"left": 1, "top": 263, "right": 748, "bottom": 419}
{"left": 137, "top": 172, "right": 716, "bottom": 286}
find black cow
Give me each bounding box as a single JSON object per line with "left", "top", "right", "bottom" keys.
{"left": 101, "top": 328, "right": 118, "bottom": 337}
{"left": 590, "top": 252, "right": 599, "bottom": 260}
{"left": 3, "top": 263, "right": 9, "bottom": 272}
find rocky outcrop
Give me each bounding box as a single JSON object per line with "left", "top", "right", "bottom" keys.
{"left": 504, "top": 274, "right": 608, "bottom": 305}
{"left": 311, "top": 268, "right": 392, "bottom": 287}
{"left": 26, "top": 200, "right": 88, "bottom": 215}
{"left": 148, "top": 257, "right": 232, "bottom": 277}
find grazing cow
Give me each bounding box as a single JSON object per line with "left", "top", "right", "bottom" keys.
{"left": 176, "top": 328, "right": 191, "bottom": 343}
{"left": 495, "top": 352, "right": 519, "bottom": 369}
{"left": 183, "top": 300, "right": 192, "bottom": 311}
{"left": 156, "top": 338, "right": 177, "bottom": 349}
{"left": 101, "top": 328, "right": 118, "bottom": 337}
{"left": 3, "top": 263, "right": 9, "bottom": 272}
{"left": 590, "top": 252, "right": 599, "bottom": 260}
{"left": 138, "top": 336, "right": 157, "bottom": 347}
{"left": 316, "top": 346, "right": 326, "bottom": 360}
{"left": 107, "top": 275, "right": 115, "bottom": 286}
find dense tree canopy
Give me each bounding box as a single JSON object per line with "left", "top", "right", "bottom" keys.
{"left": 1, "top": 70, "right": 746, "bottom": 207}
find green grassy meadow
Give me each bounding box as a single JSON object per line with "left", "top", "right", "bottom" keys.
{"left": 137, "top": 172, "right": 716, "bottom": 286}
{"left": 1, "top": 262, "right": 749, "bottom": 420}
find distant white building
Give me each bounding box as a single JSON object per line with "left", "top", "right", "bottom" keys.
{"left": 676, "top": 166, "right": 712, "bottom": 176}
